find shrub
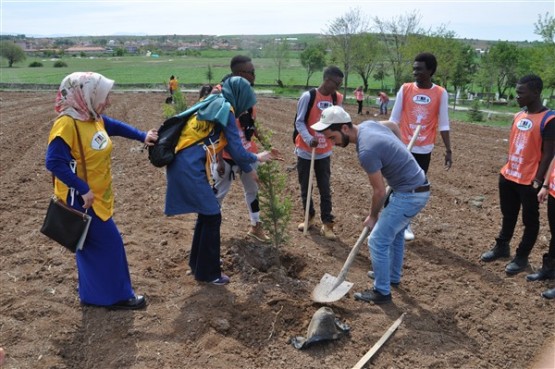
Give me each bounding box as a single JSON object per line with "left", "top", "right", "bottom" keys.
{"left": 53, "top": 60, "right": 68, "bottom": 68}
{"left": 162, "top": 87, "right": 187, "bottom": 118}
{"left": 467, "top": 100, "right": 483, "bottom": 122}
{"left": 28, "top": 61, "right": 43, "bottom": 67}
{"left": 256, "top": 127, "right": 291, "bottom": 248}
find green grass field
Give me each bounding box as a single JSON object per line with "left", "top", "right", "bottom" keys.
{"left": 0, "top": 52, "right": 371, "bottom": 88}
{"left": 0, "top": 52, "right": 526, "bottom": 126}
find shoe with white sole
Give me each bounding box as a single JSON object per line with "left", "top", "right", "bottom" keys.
{"left": 404, "top": 225, "right": 415, "bottom": 241}
{"left": 247, "top": 222, "right": 271, "bottom": 243}
{"left": 298, "top": 215, "right": 316, "bottom": 232}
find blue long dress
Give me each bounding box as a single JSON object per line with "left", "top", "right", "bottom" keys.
{"left": 46, "top": 116, "right": 146, "bottom": 305}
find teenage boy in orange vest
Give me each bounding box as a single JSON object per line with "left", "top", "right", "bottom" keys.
{"left": 481, "top": 74, "right": 555, "bottom": 275}
{"left": 389, "top": 52, "right": 452, "bottom": 241}
{"left": 294, "top": 66, "right": 344, "bottom": 239}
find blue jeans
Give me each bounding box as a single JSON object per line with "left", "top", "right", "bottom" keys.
{"left": 380, "top": 102, "right": 388, "bottom": 115}
{"left": 368, "top": 190, "right": 430, "bottom": 295}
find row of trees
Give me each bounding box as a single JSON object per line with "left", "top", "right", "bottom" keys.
{"left": 296, "top": 9, "right": 555, "bottom": 100}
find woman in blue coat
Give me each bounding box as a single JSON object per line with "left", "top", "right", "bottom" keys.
{"left": 165, "top": 76, "right": 272, "bottom": 285}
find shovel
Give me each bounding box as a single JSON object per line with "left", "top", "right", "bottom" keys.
{"left": 303, "top": 148, "right": 316, "bottom": 235}
{"left": 311, "top": 122, "right": 423, "bottom": 303}
{"left": 312, "top": 226, "right": 370, "bottom": 303}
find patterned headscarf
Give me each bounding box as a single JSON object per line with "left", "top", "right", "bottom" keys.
{"left": 55, "top": 72, "right": 114, "bottom": 121}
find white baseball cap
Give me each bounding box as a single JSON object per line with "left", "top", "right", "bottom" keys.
{"left": 311, "top": 105, "right": 352, "bottom": 131}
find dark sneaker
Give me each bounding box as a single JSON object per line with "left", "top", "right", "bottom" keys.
{"left": 210, "top": 273, "right": 230, "bottom": 285}
{"left": 354, "top": 289, "right": 392, "bottom": 304}
{"left": 367, "top": 271, "right": 400, "bottom": 287}
{"left": 480, "top": 241, "right": 510, "bottom": 262}
{"left": 505, "top": 257, "right": 529, "bottom": 275}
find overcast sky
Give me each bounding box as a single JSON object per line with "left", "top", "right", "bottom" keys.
{"left": 1, "top": 0, "right": 553, "bottom": 41}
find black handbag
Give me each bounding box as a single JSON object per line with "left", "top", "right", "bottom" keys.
{"left": 40, "top": 196, "right": 91, "bottom": 252}
{"left": 41, "top": 119, "right": 92, "bottom": 253}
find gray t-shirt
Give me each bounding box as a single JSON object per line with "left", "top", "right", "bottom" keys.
{"left": 357, "top": 121, "right": 426, "bottom": 192}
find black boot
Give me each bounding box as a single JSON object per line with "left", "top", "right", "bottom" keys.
{"left": 505, "top": 256, "right": 529, "bottom": 275}
{"left": 542, "top": 288, "right": 555, "bottom": 299}
{"left": 480, "top": 239, "right": 510, "bottom": 262}
{"left": 526, "top": 254, "right": 555, "bottom": 281}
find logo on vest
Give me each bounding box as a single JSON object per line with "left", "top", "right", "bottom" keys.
{"left": 317, "top": 101, "right": 334, "bottom": 110}
{"left": 516, "top": 118, "right": 533, "bottom": 131}
{"left": 412, "top": 95, "right": 431, "bottom": 105}
{"left": 91, "top": 132, "right": 109, "bottom": 150}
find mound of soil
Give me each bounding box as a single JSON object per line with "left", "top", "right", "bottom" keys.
{"left": 0, "top": 91, "right": 553, "bottom": 369}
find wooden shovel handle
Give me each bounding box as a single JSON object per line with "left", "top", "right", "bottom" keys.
{"left": 303, "top": 148, "right": 316, "bottom": 235}
{"left": 330, "top": 226, "right": 370, "bottom": 291}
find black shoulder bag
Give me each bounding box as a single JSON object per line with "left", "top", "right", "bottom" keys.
{"left": 40, "top": 120, "right": 92, "bottom": 253}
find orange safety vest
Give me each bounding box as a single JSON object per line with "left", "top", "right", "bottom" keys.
{"left": 500, "top": 110, "right": 552, "bottom": 185}
{"left": 548, "top": 162, "right": 555, "bottom": 198}
{"left": 222, "top": 107, "right": 258, "bottom": 160}
{"left": 295, "top": 90, "right": 343, "bottom": 155}
{"left": 398, "top": 83, "right": 444, "bottom": 147}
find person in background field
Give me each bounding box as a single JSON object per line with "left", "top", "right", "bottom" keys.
{"left": 354, "top": 86, "right": 364, "bottom": 115}
{"left": 169, "top": 75, "right": 178, "bottom": 96}
{"left": 389, "top": 52, "right": 452, "bottom": 241}
{"left": 377, "top": 91, "right": 389, "bottom": 115}
{"left": 311, "top": 105, "right": 430, "bottom": 304}
{"left": 480, "top": 74, "right": 555, "bottom": 275}
{"left": 295, "top": 66, "right": 344, "bottom": 240}
{"left": 531, "top": 154, "right": 555, "bottom": 299}
{"left": 45, "top": 72, "right": 158, "bottom": 310}
{"left": 165, "top": 76, "right": 275, "bottom": 285}
{"left": 211, "top": 55, "right": 272, "bottom": 242}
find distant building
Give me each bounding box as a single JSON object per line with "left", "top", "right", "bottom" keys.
{"left": 65, "top": 46, "right": 106, "bottom": 55}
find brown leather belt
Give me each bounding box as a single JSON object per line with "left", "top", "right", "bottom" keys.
{"left": 412, "top": 184, "right": 430, "bottom": 193}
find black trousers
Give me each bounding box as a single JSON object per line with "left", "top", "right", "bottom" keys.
{"left": 297, "top": 155, "right": 334, "bottom": 224}
{"left": 497, "top": 175, "right": 540, "bottom": 258}
{"left": 189, "top": 213, "right": 222, "bottom": 282}
{"left": 548, "top": 195, "right": 555, "bottom": 257}
{"left": 357, "top": 100, "right": 363, "bottom": 114}
{"left": 412, "top": 152, "right": 432, "bottom": 174}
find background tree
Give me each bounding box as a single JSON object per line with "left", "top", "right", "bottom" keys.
{"left": 206, "top": 64, "right": 213, "bottom": 84}
{"left": 405, "top": 28, "right": 476, "bottom": 107}
{"left": 484, "top": 41, "right": 524, "bottom": 98}
{"left": 350, "top": 33, "right": 380, "bottom": 92}
{"left": 327, "top": 7, "right": 369, "bottom": 96}
{"left": 0, "top": 41, "right": 26, "bottom": 67}
{"left": 267, "top": 38, "right": 290, "bottom": 86}
{"left": 534, "top": 12, "right": 555, "bottom": 44}
{"left": 372, "top": 62, "right": 390, "bottom": 90}
{"left": 474, "top": 52, "right": 497, "bottom": 104}
{"left": 373, "top": 10, "right": 423, "bottom": 91}
{"left": 299, "top": 43, "right": 327, "bottom": 88}
{"left": 449, "top": 43, "right": 477, "bottom": 108}
{"left": 532, "top": 12, "right": 555, "bottom": 100}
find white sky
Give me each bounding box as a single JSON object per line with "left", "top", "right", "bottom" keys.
{"left": 1, "top": 0, "right": 553, "bottom": 41}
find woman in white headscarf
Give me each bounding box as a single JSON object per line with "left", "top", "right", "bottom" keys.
{"left": 46, "top": 72, "right": 158, "bottom": 310}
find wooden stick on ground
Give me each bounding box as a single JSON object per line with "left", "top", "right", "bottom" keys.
{"left": 351, "top": 313, "right": 406, "bottom": 369}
